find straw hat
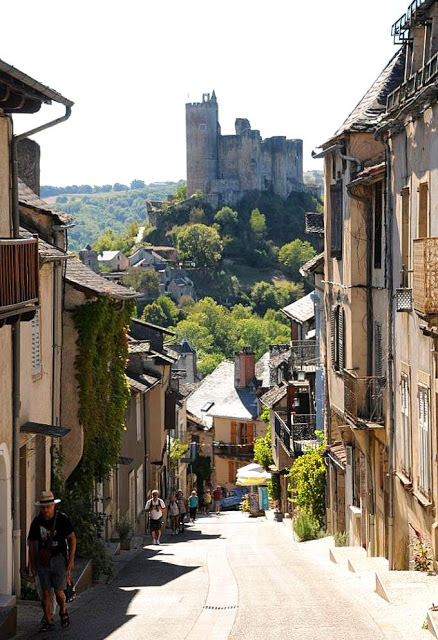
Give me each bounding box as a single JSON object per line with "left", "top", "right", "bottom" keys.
{"left": 35, "top": 490, "right": 61, "bottom": 506}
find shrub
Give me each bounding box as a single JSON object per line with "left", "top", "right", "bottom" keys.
{"left": 293, "top": 512, "right": 321, "bottom": 541}
{"left": 116, "top": 516, "right": 132, "bottom": 542}
{"left": 334, "top": 531, "right": 350, "bottom": 547}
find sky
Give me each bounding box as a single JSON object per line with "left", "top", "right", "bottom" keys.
{"left": 2, "top": 0, "right": 411, "bottom": 187}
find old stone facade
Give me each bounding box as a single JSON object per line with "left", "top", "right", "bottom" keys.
{"left": 186, "top": 92, "right": 303, "bottom": 205}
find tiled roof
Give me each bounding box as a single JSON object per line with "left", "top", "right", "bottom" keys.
{"left": 326, "top": 440, "right": 347, "bottom": 470}
{"left": 300, "top": 253, "right": 324, "bottom": 276}
{"left": 331, "top": 48, "right": 406, "bottom": 140}
{"left": 98, "top": 251, "right": 122, "bottom": 261}
{"left": 65, "top": 258, "right": 140, "bottom": 300}
{"left": 128, "top": 341, "right": 151, "bottom": 354}
{"left": 187, "top": 360, "right": 259, "bottom": 423}
{"left": 127, "top": 372, "right": 160, "bottom": 393}
{"left": 281, "top": 292, "right": 314, "bottom": 324}
{"left": 18, "top": 179, "right": 71, "bottom": 223}
{"left": 260, "top": 383, "right": 287, "bottom": 408}
{"left": 269, "top": 349, "right": 290, "bottom": 370}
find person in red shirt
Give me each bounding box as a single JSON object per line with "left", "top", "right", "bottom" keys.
{"left": 212, "top": 486, "right": 222, "bottom": 515}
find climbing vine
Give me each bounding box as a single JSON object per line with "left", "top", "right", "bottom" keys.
{"left": 68, "top": 297, "right": 135, "bottom": 491}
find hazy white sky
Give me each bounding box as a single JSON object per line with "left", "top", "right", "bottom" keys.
{"left": 3, "top": 0, "right": 410, "bottom": 186}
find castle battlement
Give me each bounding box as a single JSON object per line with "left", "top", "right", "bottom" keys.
{"left": 186, "top": 92, "right": 303, "bottom": 205}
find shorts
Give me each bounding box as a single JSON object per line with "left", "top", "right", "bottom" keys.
{"left": 189, "top": 507, "right": 197, "bottom": 519}
{"left": 150, "top": 517, "right": 163, "bottom": 532}
{"left": 214, "top": 500, "right": 221, "bottom": 507}
{"left": 37, "top": 554, "right": 67, "bottom": 591}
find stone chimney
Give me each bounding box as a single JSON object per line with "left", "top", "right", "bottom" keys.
{"left": 17, "top": 138, "right": 41, "bottom": 195}
{"left": 234, "top": 346, "right": 255, "bottom": 389}
{"left": 79, "top": 245, "right": 99, "bottom": 273}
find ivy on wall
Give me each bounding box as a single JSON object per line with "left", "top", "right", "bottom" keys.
{"left": 68, "top": 297, "right": 136, "bottom": 491}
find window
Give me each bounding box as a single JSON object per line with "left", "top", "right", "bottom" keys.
{"left": 373, "top": 181, "right": 383, "bottom": 269}
{"left": 418, "top": 182, "right": 428, "bottom": 239}
{"left": 31, "top": 310, "right": 41, "bottom": 377}
{"left": 136, "top": 395, "right": 141, "bottom": 442}
{"left": 374, "top": 322, "right": 382, "bottom": 377}
{"left": 400, "top": 374, "right": 411, "bottom": 477}
{"left": 136, "top": 465, "right": 144, "bottom": 516}
{"left": 401, "top": 188, "right": 410, "bottom": 285}
{"left": 230, "top": 421, "right": 255, "bottom": 444}
{"left": 228, "top": 460, "right": 237, "bottom": 483}
{"left": 330, "top": 180, "right": 343, "bottom": 259}
{"left": 418, "top": 385, "right": 430, "bottom": 494}
{"left": 330, "top": 305, "right": 345, "bottom": 372}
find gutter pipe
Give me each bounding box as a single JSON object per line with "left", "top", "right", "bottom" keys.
{"left": 312, "top": 144, "right": 362, "bottom": 173}
{"left": 11, "top": 104, "right": 72, "bottom": 597}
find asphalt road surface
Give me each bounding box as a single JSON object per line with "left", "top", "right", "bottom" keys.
{"left": 16, "top": 511, "right": 395, "bottom": 640}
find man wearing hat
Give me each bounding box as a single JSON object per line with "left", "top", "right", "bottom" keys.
{"left": 28, "top": 491, "right": 76, "bottom": 632}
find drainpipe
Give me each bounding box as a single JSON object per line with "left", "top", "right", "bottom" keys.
{"left": 347, "top": 183, "right": 375, "bottom": 556}
{"left": 11, "top": 104, "right": 72, "bottom": 597}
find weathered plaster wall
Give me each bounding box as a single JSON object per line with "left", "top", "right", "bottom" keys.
{"left": 0, "top": 116, "right": 11, "bottom": 236}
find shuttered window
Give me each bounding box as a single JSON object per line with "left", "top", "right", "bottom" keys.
{"left": 228, "top": 461, "right": 236, "bottom": 483}
{"left": 400, "top": 374, "right": 411, "bottom": 477}
{"left": 31, "top": 310, "right": 41, "bottom": 377}
{"left": 330, "top": 180, "right": 343, "bottom": 259}
{"left": 374, "top": 322, "right": 382, "bottom": 377}
{"left": 418, "top": 386, "right": 430, "bottom": 493}
{"left": 330, "top": 305, "right": 345, "bottom": 372}
{"left": 136, "top": 395, "right": 141, "bottom": 442}
{"left": 373, "top": 181, "right": 383, "bottom": 269}
{"left": 230, "top": 421, "right": 237, "bottom": 444}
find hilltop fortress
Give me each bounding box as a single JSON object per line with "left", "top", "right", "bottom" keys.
{"left": 186, "top": 92, "right": 304, "bottom": 206}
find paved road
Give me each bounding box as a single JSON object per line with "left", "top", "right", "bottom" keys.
{"left": 16, "top": 512, "right": 395, "bottom": 640}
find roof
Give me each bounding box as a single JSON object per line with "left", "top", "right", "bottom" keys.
{"left": 20, "top": 228, "right": 70, "bottom": 263}
{"left": 180, "top": 382, "right": 201, "bottom": 398}
{"left": 300, "top": 253, "right": 324, "bottom": 276}
{"left": 269, "top": 348, "right": 290, "bottom": 370}
{"left": 330, "top": 48, "right": 406, "bottom": 141}
{"left": 127, "top": 372, "right": 161, "bottom": 394}
{"left": 187, "top": 360, "right": 259, "bottom": 423}
{"left": 255, "top": 352, "right": 270, "bottom": 389}
{"left": 281, "top": 292, "right": 314, "bottom": 324}
{"left": 65, "top": 258, "right": 140, "bottom": 300}
{"left": 325, "top": 440, "right": 347, "bottom": 470}
{"left": 128, "top": 340, "right": 151, "bottom": 354}
{"left": 0, "top": 58, "right": 73, "bottom": 110}
{"left": 131, "top": 318, "right": 176, "bottom": 337}
{"left": 98, "top": 250, "right": 124, "bottom": 261}
{"left": 260, "top": 384, "right": 287, "bottom": 408}
{"left": 348, "top": 161, "right": 386, "bottom": 187}
{"left": 18, "top": 179, "right": 70, "bottom": 224}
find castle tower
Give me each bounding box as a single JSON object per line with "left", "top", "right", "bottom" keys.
{"left": 186, "top": 92, "right": 219, "bottom": 198}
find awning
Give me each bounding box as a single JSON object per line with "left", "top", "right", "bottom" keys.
{"left": 21, "top": 422, "right": 70, "bottom": 438}
{"left": 236, "top": 462, "right": 271, "bottom": 486}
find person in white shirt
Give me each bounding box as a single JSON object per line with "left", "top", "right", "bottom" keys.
{"left": 144, "top": 490, "right": 166, "bottom": 545}
{"left": 167, "top": 495, "right": 180, "bottom": 535}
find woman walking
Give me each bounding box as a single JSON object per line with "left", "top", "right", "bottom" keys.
{"left": 168, "top": 495, "right": 180, "bottom": 536}
{"left": 188, "top": 490, "right": 198, "bottom": 523}
{"left": 176, "top": 490, "right": 187, "bottom": 533}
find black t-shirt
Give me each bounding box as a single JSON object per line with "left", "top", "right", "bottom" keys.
{"left": 28, "top": 510, "right": 74, "bottom": 558}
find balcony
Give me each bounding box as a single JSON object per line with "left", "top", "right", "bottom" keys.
{"left": 413, "top": 238, "right": 438, "bottom": 315}
{"left": 275, "top": 411, "right": 317, "bottom": 455}
{"left": 391, "top": 0, "right": 430, "bottom": 44}
{"left": 387, "top": 49, "right": 438, "bottom": 112}
{"left": 290, "top": 340, "right": 317, "bottom": 371}
{"left": 213, "top": 443, "right": 254, "bottom": 459}
{"left": 274, "top": 411, "right": 291, "bottom": 455}
{"left": 0, "top": 237, "right": 39, "bottom": 322}
{"left": 344, "top": 371, "right": 386, "bottom": 426}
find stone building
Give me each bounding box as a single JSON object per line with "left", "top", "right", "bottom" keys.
{"left": 186, "top": 92, "right": 303, "bottom": 205}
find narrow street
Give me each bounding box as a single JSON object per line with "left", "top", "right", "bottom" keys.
{"left": 15, "top": 512, "right": 402, "bottom": 640}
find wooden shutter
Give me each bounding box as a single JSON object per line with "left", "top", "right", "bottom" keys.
{"left": 338, "top": 308, "right": 345, "bottom": 371}
{"left": 247, "top": 423, "right": 254, "bottom": 443}
{"left": 330, "top": 180, "right": 343, "bottom": 258}
{"left": 31, "top": 310, "right": 41, "bottom": 376}
{"left": 374, "top": 322, "right": 382, "bottom": 377}
{"left": 228, "top": 461, "right": 235, "bottom": 483}
{"left": 230, "top": 421, "right": 237, "bottom": 444}
{"left": 330, "top": 308, "right": 336, "bottom": 367}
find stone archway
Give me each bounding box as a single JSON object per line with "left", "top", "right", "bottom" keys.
{"left": 0, "top": 443, "right": 12, "bottom": 594}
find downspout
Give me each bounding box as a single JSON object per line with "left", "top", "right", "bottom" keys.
{"left": 11, "top": 105, "right": 72, "bottom": 597}
{"left": 347, "top": 183, "right": 376, "bottom": 556}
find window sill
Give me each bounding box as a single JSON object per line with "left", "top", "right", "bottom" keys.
{"left": 349, "top": 505, "right": 361, "bottom": 517}
{"left": 413, "top": 490, "right": 432, "bottom": 508}
{"left": 395, "top": 470, "right": 412, "bottom": 489}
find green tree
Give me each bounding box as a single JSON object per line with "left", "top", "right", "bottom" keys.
{"left": 169, "top": 438, "right": 189, "bottom": 473}
{"left": 251, "top": 281, "right": 278, "bottom": 316}
{"left": 176, "top": 319, "right": 214, "bottom": 354}
{"left": 235, "top": 318, "right": 270, "bottom": 359}
{"left": 174, "top": 183, "right": 187, "bottom": 201}
{"left": 273, "top": 280, "right": 305, "bottom": 308}
{"left": 197, "top": 352, "right": 224, "bottom": 376}
{"left": 287, "top": 433, "right": 326, "bottom": 522}
{"left": 141, "top": 302, "right": 167, "bottom": 326}
{"left": 214, "top": 206, "right": 239, "bottom": 236}
{"left": 156, "top": 295, "right": 179, "bottom": 327}
{"left": 278, "top": 239, "right": 316, "bottom": 281}
{"left": 123, "top": 268, "right": 160, "bottom": 299}
{"left": 176, "top": 224, "right": 223, "bottom": 270}
{"left": 254, "top": 423, "right": 273, "bottom": 471}
{"left": 189, "top": 207, "right": 206, "bottom": 224}
{"left": 249, "top": 208, "right": 267, "bottom": 241}
{"left": 130, "top": 179, "right": 145, "bottom": 190}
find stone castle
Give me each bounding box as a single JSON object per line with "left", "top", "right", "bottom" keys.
{"left": 186, "top": 91, "right": 303, "bottom": 206}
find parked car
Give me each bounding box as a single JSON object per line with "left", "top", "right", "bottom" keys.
{"left": 220, "top": 487, "right": 249, "bottom": 510}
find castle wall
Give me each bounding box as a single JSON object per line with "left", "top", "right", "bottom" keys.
{"left": 238, "top": 130, "right": 262, "bottom": 192}
{"left": 265, "top": 137, "right": 288, "bottom": 199}
{"left": 218, "top": 136, "right": 239, "bottom": 180}
{"left": 286, "top": 139, "right": 303, "bottom": 188}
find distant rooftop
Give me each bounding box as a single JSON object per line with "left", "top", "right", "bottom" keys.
{"left": 281, "top": 292, "right": 315, "bottom": 324}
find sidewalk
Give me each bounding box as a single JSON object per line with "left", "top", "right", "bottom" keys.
{"left": 272, "top": 513, "right": 437, "bottom": 640}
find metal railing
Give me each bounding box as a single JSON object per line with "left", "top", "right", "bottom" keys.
{"left": 274, "top": 411, "right": 291, "bottom": 455}
{"left": 391, "top": 0, "right": 429, "bottom": 43}
{"left": 0, "top": 237, "right": 39, "bottom": 319}
{"left": 213, "top": 443, "right": 254, "bottom": 459}
{"left": 344, "top": 371, "right": 386, "bottom": 425}
{"left": 290, "top": 340, "right": 317, "bottom": 370}
{"left": 387, "top": 49, "right": 438, "bottom": 112}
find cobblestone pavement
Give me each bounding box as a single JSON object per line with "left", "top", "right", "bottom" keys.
{"left": 15, "top": 512, "right": 416, "bottom": 640}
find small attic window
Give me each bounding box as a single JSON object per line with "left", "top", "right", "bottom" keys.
{"left": 201, "top": 401, "right": 214, "bottom": 412}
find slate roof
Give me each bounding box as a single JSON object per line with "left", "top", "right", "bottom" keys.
{"left": 281, "top": 292, "right": 314, "bottom": 324}
{"left": 300, "top": 253, "right": 324, "bottom": 276}
{"left": 127, "top": 372, "right": 161, "bottom": 393}
{"left": 255, "top": 352, "right": 270, "bottom": 389}
{"left": 326, "top": 440, "right": 347, "bottom": 470}
{"left": 65, "top": 258, "right": 140, "bottom": 300}
{"left": 260, "top": 383, "right": 287, "bottom": 408}
{"left": 180, "top": 382, "right": 201, "bottom": 398}
{"left": 128, "top": 340, "right": 151, "bottom": 354}
{"left": 131, "top": 318, "right": 176, "bottom": 336}
{"left": 330, "top": 48, "right": 406, "bottom": 141}
{"left": 98, "top": 250, "right": 123, "bottom": 261}
{"left": 187, "top": 360, "right": 259, "bottom": 424}
{"left": 18, "top": 178, "right": 71, "bottom": 224}
{"left": 0, "top": 58, "right": 74, "bottom": 107}
{"left": 269, "top": 349, "right": 290, "bottom": 370}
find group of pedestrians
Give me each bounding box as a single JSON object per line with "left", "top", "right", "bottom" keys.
{"left": 143, "top": 485, "right": 223, "bottom": 545}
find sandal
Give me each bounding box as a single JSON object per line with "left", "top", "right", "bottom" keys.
{"left": 39, "top": 620, "right": 54, "bottom": 633}
{"left": 60, "top": 610, "right": 70, "bottom": 628}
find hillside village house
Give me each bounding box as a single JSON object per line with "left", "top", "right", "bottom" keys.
{"left": 187, "top": 348, "right": 265, "bottom": 489}
{"left": 0, "top": 59, "right": 73, "bottom": 633}
{"left": 97, "top": 249, "right": 129, "bottom": 272}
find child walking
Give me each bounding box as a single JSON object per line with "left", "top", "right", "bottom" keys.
{"left": 188, "top": 490, "right": 198, "bottom": 523}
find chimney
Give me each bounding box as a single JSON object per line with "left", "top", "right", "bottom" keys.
{"left": 17, "top": 138, "right": 41, "bottom": 195}
{"left": 234, "top": 346, "right": 255, "bottom": 389}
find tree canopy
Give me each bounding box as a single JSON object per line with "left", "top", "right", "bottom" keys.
{"left": 175, "top": 224, "right": 223, "bottom": 269}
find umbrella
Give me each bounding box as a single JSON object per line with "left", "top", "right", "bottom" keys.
{"left": 236, "top": 463, "right": 271, "bottom": 486}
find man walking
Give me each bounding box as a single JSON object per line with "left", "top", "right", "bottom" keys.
{"left": 28, "top": 491, "right": 76, "bottom": 633}
{"left": 213, "top": 485, "right": 222, "bottom": 515}
{"left": 145, "top": 490, "right": 166, "bottom": 545}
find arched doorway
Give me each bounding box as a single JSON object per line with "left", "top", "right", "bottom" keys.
{"left": 0, "top": 443, "right": 12, "bottom": 594}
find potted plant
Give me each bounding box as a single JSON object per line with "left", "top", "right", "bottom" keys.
{"left": 116, "top": 516, "right": 132, "bottom": 551}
